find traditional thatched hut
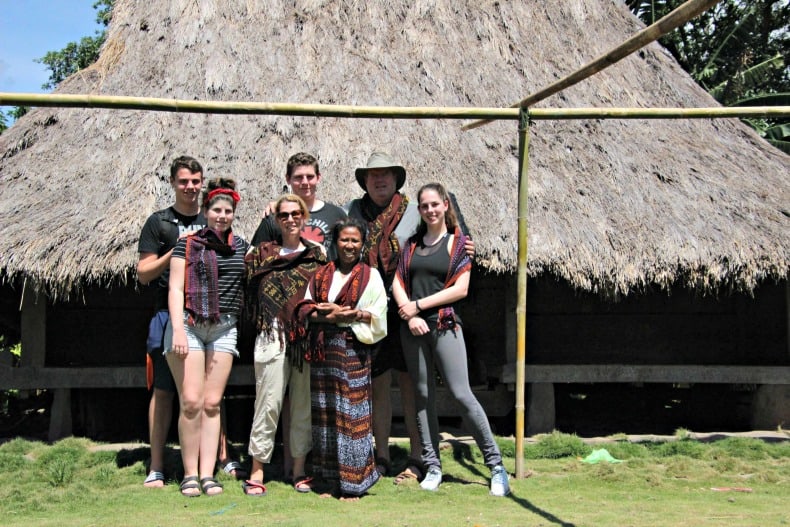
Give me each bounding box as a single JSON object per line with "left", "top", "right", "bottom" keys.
{"left": 1, "top": 0, "right": 788, "bottom": 440}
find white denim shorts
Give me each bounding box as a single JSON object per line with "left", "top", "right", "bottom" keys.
{"left": 163, "top": 312, "right": 239, "bottom": 357}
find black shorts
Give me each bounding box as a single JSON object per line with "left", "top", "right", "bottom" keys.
{"left": 371, "top": 310, "right": 407, "bottom": 378}
{"left": 147, "top": 311, "right": 176, "bottom": 393}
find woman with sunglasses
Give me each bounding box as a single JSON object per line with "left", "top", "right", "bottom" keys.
{"left": 165, "top": 178, "right": 248, "bottom": 497}
{"left": 243, "top": 194, "right": 327, "bottom": 496}
{"left": 392, "top": 183, "right": 510, "bottom": 496}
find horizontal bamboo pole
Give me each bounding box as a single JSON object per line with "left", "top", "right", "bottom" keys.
{"left": 529, "top": 106, "right": 790, "bottom": 119}
{"left": 0, "top": 92, "right": 515, "bottom": 120}
{"left": 462, "top": 0, "right": 720, "bottom": 130}
{"left": 1, "top": 93, "right": 789, "bottom": 120}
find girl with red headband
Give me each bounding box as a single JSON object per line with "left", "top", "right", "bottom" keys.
{"left": 165, "top": 177, "right": 249, "bottom": 497}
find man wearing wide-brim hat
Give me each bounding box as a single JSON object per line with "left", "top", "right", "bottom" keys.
{"left": 345, "top": 151, "right": 473, "bottom": 486}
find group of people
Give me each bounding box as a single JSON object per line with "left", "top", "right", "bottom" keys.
{"left": 136, "top": 151, "right": 510, "bottom": 499}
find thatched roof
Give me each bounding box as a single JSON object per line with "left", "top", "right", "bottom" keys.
{"left": 1, "top": 0, "right": 788, "bottom": 297}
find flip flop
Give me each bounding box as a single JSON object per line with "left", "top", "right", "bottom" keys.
{"left": 143, "top": 471, "right": 165, "bottom": 487}
{"left": 219, "top": 459, "right": 248, "bottom": 480}
{"left": 293, "top": 475, "right": 314, "bottom": 493}
{"left": 242, "top": 479, "right": 267, "bottom": 497}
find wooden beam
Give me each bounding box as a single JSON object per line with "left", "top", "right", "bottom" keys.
{"left": 501, "top": 364, "right": 790, "bottom": 384}
{"left": 0, "top": 365, "right": 255, "bottom": 389}
{"left": 5, "top": 363, "right": 787, "bottom": 390}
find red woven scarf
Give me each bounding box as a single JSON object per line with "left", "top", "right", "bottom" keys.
{"left": 292, "top": 261, "right": 372, "bottom": 363}
{"left": 360, "top": 192, "right": 408, "bottom": 283}
{"left": 395, "top": 226, "right": 471, "bottom": 332}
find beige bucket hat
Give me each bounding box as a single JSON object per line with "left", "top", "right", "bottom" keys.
{"left": 354, "top": 151, "right": 406, "bottom": 191}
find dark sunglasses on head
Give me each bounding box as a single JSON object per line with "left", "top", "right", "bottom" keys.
{"left": 277, "top": 210, "right": 303, "bottom": 220}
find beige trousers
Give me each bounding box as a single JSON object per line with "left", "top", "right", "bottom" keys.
{"left": 248, "top": 332, "right": 312, "bottom": 463}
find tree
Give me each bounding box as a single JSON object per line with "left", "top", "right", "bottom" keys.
{"left": 35, "top": 1, "right": 115, "bottom": 90}
{"left": 625, "top": 0, "right": 790, "bottom": 153}
{"left": 0, "top": 1, "right": 113, "bottom": 135}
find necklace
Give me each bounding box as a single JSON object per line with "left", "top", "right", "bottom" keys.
{"left": 422, "top": 231, "right": 448, "bottom": 247}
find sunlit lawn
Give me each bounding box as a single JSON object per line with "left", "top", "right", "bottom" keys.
{"left": 1, "top": 432, "right": 788, "bottom": 527}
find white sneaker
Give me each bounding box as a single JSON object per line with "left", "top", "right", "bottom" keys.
{"left": 490, "top": 465, "right": 510, "bottom": 497}
{"left": 420, "top": 466, "right": 442, "bottom": 491}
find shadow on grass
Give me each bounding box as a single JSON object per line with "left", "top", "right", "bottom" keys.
{"left": 447, "top": 439, "right": 576, "bottom": 527}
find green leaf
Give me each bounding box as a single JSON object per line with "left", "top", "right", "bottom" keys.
{"left": 731, "top": 92, "right": 790, "bottom": 108}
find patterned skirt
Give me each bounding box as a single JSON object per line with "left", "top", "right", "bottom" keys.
{"left": 310, "top": 331, "right": 379, "bottom": 495}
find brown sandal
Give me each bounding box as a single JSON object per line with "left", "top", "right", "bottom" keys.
{"left": 393, "top": 459, "right": 423, "bottom": 485}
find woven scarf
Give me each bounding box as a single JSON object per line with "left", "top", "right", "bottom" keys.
{"left": 395, "top": 226, "right": 471, "bottom": 332}
{"left": 184, "top": 228, "right": 235, "bottom": 324}
{"left": 292, "top": 261, "right": 372, "bottom": 364}
{"left": 245, "top": 240, "right": 325, "bottom": 366}
{"left": 359, "top": 192, "right": 408, "bottom": 284}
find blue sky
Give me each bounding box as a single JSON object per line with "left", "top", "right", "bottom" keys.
{"left": 0, "top": 1, "right": 101, "bottom": 94}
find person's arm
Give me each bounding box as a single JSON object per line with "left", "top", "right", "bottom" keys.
{"left": 137, "top": 250, "right": 173, "bottom": 285}
{"left": 392, "top": 274, "right": 411, "bottom": 315}
{"left": 417, "top": 270, "right": 470, "bottom": 310}
{"left": 251, "top": 215, "right": 278, "bottom": 246}
{"left": 168, "top": 256, "right": 189, "bottom": 358}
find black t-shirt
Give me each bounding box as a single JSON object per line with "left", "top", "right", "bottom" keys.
{"left": 251, "top": 201, "right": 346, "bottom": 260}
{"left": 138, "top": 207, "right": 206, "bottom": 310}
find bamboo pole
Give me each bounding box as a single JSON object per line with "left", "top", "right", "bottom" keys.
{"left": 515, "top": 108, "right": 530, "bottom": 480}
{"left": 462, "top": 0, "right": 720, "bottom": 131}
{"left": 2, "top": 93, "right": 788, "bottom": 120}
{"left": 0, "top": 92, "right": 514, "bottom": 120}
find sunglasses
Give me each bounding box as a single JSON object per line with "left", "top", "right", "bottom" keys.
{"left": 276, "top": 210, "right": 303, "bottom": 220}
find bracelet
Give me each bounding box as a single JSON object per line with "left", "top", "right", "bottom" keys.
{"left": 415, "top": 299, "right": 421, "bottom": 311}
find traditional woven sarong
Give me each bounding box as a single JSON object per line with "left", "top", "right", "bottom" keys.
{"left": 297, "top": 262, "right": 379, "bottom": 495}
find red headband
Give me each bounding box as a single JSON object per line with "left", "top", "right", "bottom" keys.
{"left": 205, "top": 188, "right": 241, "bottom": 206}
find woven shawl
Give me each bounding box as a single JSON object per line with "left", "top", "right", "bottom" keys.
{"left": 358, "top": 192, "right": 408, "bottom": 283}
{"left": 245, "top": 240, "right": 326, "bottom": 366}
{"left": 395, "top": 226, "right": 471, "bottom": 331}
{"left": 292, "top": 261, "right": 372, "bottom": 364}
{"left": 184, "top": 227, "right": 235, "bottom": 324}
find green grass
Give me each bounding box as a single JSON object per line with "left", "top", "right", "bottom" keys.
{"left": 0, "top": 433, "right": 787, "bottom": 527}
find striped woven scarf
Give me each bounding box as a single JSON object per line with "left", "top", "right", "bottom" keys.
{"left": 359, "top": 192, "right": 408, "bottom": 284}
{"left": 291, "top": 261, "right": 372, "bottom": 363}
{"left": 184, "top": 228, "right": 235, "bottom": 324}
{"left": 395, "top": 226, "right": 471, "bottom": 331}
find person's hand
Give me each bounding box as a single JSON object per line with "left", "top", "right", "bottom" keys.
{"left": 262, "top": 200, "right": 277, "bottom": 218}
{"left": 408, "top": 316, "right": 429, "bottom": 336}
{"left": 398, "top": 300, "right": 420, "bottom": 320}
{"left": 464, "top": 237, "right": 475, "bottom": 258}
{"left": 333, "top": 306, "right": 357, "bottom": 324}
{"left": 315, "top": 302, "right": 337, "bottom": 315}
{"left": 171, "top": 331, "right": 189, "bottom": 359}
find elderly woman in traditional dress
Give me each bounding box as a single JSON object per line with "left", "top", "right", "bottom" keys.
{"left": 293, "top": 217, "right": 387, "bottom": 499}
{"left": 165, "top": 178, "right": 248, "bottom": 497}
{"left": 243, "top": 194, "right": 327, "bottom": 497}
{"left": 392, "top": 183, "right": 510, "bottom": 496}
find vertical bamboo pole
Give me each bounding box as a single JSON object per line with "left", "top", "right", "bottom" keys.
{"left": 515, "top": 107, "right": 530, "bottom": 479}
